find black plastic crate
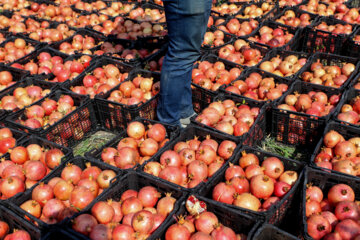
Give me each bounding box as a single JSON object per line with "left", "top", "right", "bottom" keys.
{"left": 0, "top": 36, "right": 44, "bottom": 65}
{"left": 66, "top": 171, "right": 185, "bottom": 240}
{"left": 192, "top": 54, "right": 247, "bottom": 113}
{"left": 5, "top": 89, "right": 97, "bottom": 148}
{"left": 253, "top": 224, "right": 300, "bottom": 240}
{"left": 248, "top": 20, "right": 302, "bottom": 51}
{"left": 0, "top": 77, "right": 58, "bottom": 117}
{"left": 86, "top": 117, "right": 180, "bottom": 170}
{"left": 199, "top": 145, "right": 304, "bottom": 224}
{"left": 301, "top": 17, "right": 356, "bottom": 54}
{"left": 220, "top": 68, "right": 294, "bottom": 103}
{"left": 139, "top": 124, "right": 241, "bottom": 192}
{"left": 0, "top": 134, "right": 72, "bottom": 200}
{"left": 311, "top": 121, "right": 360, "bottom": 178}
{"left": 50, "top": 29, "right": 105, "bottom": 55}
{"left": 190, "top": 91, "right": 267, "bottom": 142}
{"left": 344, "top": 26, "right": 360, "bottom": 57}
{"left": 152, "top": 195, "right": 260, "bottom": 240}
{"left": 259, "top": 48, "right": 313, "bottom": 80}
{"left": 297, "top": 52, "right": 359, "bottom": 90}
{"left": 95, "top": 68, "right": 160, "bottom": 130}
{"left": 272, "top": 6, "right": 319, "bottom": 31}
{"left": 301, "top": 167, "right": 360, "bottom": 240}
{"left": 269, "top": 81, "right": 342, "bottom": 148}
{"left": 40, "top": 227, "right": 83, "bottom": 240}
{"left": 7, "top": 156, "right": 122, "bottom": 230}
{"left": 0, "top": 204, "right": 41, "bottom": 240}
{"left": 333, "top": 88, "right": 360, "bottom": 127}
{"left": 0, "top": 65, "right": 29, "bottom": 96}
{"left": 11, "top": 46, "right": 69, "bottom": 77}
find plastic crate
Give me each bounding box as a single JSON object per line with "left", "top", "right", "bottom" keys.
{"left": 40, "top": 227, "right": 83, "bottom": 240}
{"left": 333, "top": 88, "right": 360, "bottom": 127}
{"left": 190, "top": 91, "right": 267, "bottom": 142}
{"left": 5, "top": 89, "right": 97, "bottom": 148}
{"left": 344, "top": 26, "right": 360, "bottom": 57}
{"left": 270, "top": 81, "right": 342, "bottom": 148}
{"left": 95, "top": 68, "right": 161, "bottom": 130}
{"left": 259, "top": 48, "right": 313, "bottom": 80}
{"left": 311, "top": 121, "right": 360, "bottom": 178}
{"left": 297, "top": 52, "right": 359, "bottom": 90}
{"left": 192, "top": 54, "right": 246, "bottom": 113}
{"left": 301, "top": 167, "right": 360, "bottom": 240}
{"left": 50, "top": 29, "right": 105, "bottom": 55}
{"left": 66, "top": 171, "right": 185, "bottom": 240}
{"left": 301, "top": 17, "right": 356, "bottom": 54}
{"left": 346, "top": 0, "right": 360, "bottom": 8}
{"left": 0, "top": 77, "right": 58, "bottom": 118}
{"left": 0, "top": 36, "right": 44, "bottom": 65}
{"left": 220, "top": 68, "right": 294, "bottom": 103}
{"left": 211, "top": 2, "right": 246, "bottom": 17}
{"left": 272, "top": 6, "right": 319, "bottom": 31}
{"left": 253, "top": 224, "right": 300, "bottom": 240}
{"left": 11, "top": 46, "right": 69, "bottom": 77}
{"left": 0, "top": 204, "right": 41, "bottom": 240}
{"left": 85, "top": 117, "right": 180, "bottom": 169}
{"left": 7, "top": 156, "right": 122, "bottom": 230}
{"left": 201, "top": 26, "right": 234, "bottom": 52}
{"left": 199, "top": 145, "right": 304, "bottom": 224}
{"left": 152, "top": 195, "right": 260, "bottom": 240}
{"left": 141, "top": 43, "right": 167, "bottom": 72}
{"left": 0, "top": 65, "right": 29, "bottom": 94}
{"left": 0, "top": 134, "right": 72, "bottom": 200}
{"left": 248, "top": 20, "right": 302, "bottom": 51}
{"left": 139, "top": 124, "right": 241, "bottom": 192}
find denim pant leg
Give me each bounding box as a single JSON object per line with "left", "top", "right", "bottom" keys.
{"left": 179, "top": 0, "right": 213, "bottom": 119}
{"left": 157, "top": 0, "right": 212, "bottom": 125}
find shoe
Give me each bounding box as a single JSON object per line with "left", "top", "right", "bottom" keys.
{"left": 180, "top": 112, "right": 196, "bottom": 128}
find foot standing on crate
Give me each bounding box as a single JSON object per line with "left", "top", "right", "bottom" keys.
{"left": 156, "top": 0, "right": 212, "bottom": 128}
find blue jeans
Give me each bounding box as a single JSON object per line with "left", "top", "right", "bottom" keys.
{"left": 157, "top": 0, "right": 212, "bottom": 126}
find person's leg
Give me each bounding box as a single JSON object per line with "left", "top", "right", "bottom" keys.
{"left": 157, "top": 0, "right": 210, "bottom": 126}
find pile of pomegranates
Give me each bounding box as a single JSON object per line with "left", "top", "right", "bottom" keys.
{"left": 0, "top": 38, "right": 37, "bottom": 64}
{"left": 98, "top": 2, "right": 136, "bottom": 17}
{"left": 0, "top": 128, "right": 20, "bottom": 155}
{"left": 259, "top": 53, "right": 308, "bottom": 78}
{"left": 212, "top": 3, "right": 242, "bottom": 15}
{"left": 279, "top": 0, "right": 304, "bottom": 8}
{"left": 192, "top": 58, "right": 244, "bottom": 92}
{"left": 217, "top": 18, "right": 259, "bottom": 37}
{"left": 0, "top": 14, "right": 25, "bottom": 30}
{"left": 0, "top": 222, "right": 31, "bottom": 240}
{"left": 300, "top": 58, "right": 356, "bottom": 88}
{"left": 235, "top": 3, "right": 275, "bottom": 19}
{"left": 25, "top": 23, "right": 75, "bottom": 44}
{"left": 314, "top": 21, "right": 354, "bottom": 35}
{"left": 128, "top": 6, "right": 165, "bottom": 22}
{"left": 142, "top": 131, "right": 237, "bottom": 188}
{"left": 275, "top": 9, "right": 315, "bottom": 28}
{"left": 217, "top": 39, "right": 266, "bottom": 66}
{"left": 0, "top": 0, "right": 29, "bottom": 11}
{"left": 248, "top": 25, "right": 295, "bottom": 48}
{"left": 18, "top": 4, "right": 79, "bottom": 22}
{"left": 305, "top": 181, "right": 360, "bottom": 239}
{"left": 7, "top": 18, "right": 49, "bottom": 35}
{"left": 202, "top": 29, "right": 232, "bottom": 48}
{"left": 105, "top": 74, "right": 160, "bottom": 106}
{"left": 210, "top": 150, "right": 299, "bottom": 212}
{"left": 207, "top": 15, "right": 227, "bottom": 28}
{"left": 224, "top": 71, "right": 289, "bottom": 101}
{"left": 72, "top": 184, "right": 177, "bottom": 239}
{"left": 278, "top": 86, "right": 341, "bottom": 117}
{"left": 144, "top": 55, "right": 164, "bottom": 72}
{"left": 0, "top": 83, "right": 52, "bottom": 111}
{"left": 73, "top": 0, "right": 107, "bottom": 12}
{"left": 56, "top": 34, "right": 102, "bottom": 55}
{"left": 100, "top": 121, "right": 169, "bottom": 169}
{"left": 164, "top": 196, "right": 248, "bottom": 240}
{"left": 15, "top": 94, "right": 79, "bottom": 129}
{"left": 101, "top": 18, "right": 167, "bottom": 39}
{"left": 313, "top": 128, "right": 360, "bottom": 176}
{"left": 0, "top": 141, "right": 66, "bottom": 199}
{"left": 336, "top": 93, "right": 360, "bottom": 125}
{"left": 70, "top": 62, "right": 129, "bottom": 98}
{"left": 65, "top": 13, "right": 110, "bottom": 29}
{"left": 298, "top": 1, "right": 335, "bottom": 16}
{"left": 332, "top": 4, "right": 360, "bottom": 24}
{"left": 195, "top": 99, "right": 261, "bottom": 136}
{"left": 0, "top": 71, "right": 18, "bottom": 92}
{"left": 18, "top": 160, "right": 117, "bottom": 224}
